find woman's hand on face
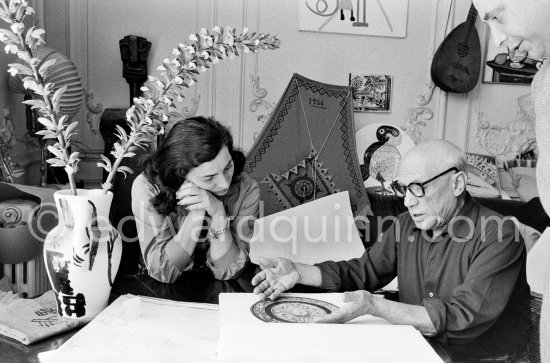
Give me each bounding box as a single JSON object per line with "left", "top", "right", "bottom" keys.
{"left": 176, "top": 181, "right": 224, "bottom": 217}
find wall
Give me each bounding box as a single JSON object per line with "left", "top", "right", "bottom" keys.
{"left": 4, "top": 0, "right": 535, "bottom": 187}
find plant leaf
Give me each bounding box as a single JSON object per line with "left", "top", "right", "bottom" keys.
{"left": 37, "top": 117, "right": 56, "bottom": 130}
{"left": 117, "top": 166, "right": 134, "bottom": 178}
{"left": 47, "top": 145, "right": 65, "bottom": 159}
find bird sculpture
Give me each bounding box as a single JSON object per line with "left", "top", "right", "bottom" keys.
{"left": 362, "top": 125, "right": 403, "bottom": 191}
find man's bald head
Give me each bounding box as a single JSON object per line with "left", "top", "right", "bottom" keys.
{"left": 402, "top": 139, "right": 467, "bottom": 176}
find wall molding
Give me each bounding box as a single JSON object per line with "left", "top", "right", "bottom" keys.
{"left": 475, "top": 94, "right": 536, "bottom": 157}
{"left": 249, "top": 74, "right": 273, "bottom": 142}
{"left": 402, "top": 107, "right": 433, "bottom": 144}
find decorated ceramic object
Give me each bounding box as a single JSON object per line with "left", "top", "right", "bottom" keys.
{"left": 355, "top": 123, "right": 415, "bottom": 190}
{"left": 43, "top": 189, "right": 121, "bottom": 319}
{"left": 251, "top": 296, "right": 338, "bottom": 323}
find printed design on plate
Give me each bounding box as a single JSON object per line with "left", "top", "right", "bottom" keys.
{"left": 251, "top": 296, "right": 338, "bottom": 323}
{"left": 261, "top": 150, "right": 340, "bottom": 209}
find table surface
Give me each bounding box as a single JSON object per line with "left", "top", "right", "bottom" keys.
{"left": 0, "top": 264, "right": 448, "bottom": 363}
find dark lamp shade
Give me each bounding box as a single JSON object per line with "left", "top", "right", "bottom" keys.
{"left": 7, "top": 46, "right": 83, "bottom": 121}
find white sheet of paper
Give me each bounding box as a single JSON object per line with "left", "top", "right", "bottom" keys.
{"left": 39, "top": 295, "right": 219, "bottom": 363}
{"left": 249, "top": 192, "right": 365, "bottom": 265}
{"left": 218, "top": 293, "right": 442, "bottom": 363}
{"left": 527, "top": 227, "right": 550, "bottom": 293}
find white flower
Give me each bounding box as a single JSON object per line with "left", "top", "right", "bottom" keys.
{"left": 172, "top": 48, "right": 181, "bottom": 56}
{"left": 10, "top": 23, "right": 24, "bottom": 34}
{"left": 31, "top": 29, "right": 45, "bottom": 38}
{"left": 162, "top": 113, "right": 168, "bottom": 121}
{"left": 255, "top": 39, "right": 259, "bottom": 45}
{"left": 163, "top": 97, "right": 171, "bottom": 105}
{"left": 7, "top": 67, "right": 18, "bottom": 76}
{"left": 212, "top": 26, "right": 221, "bottom": 34}
{"left": 188, "top": 79, "right": 195, "bottom": 86}
{"left": 199, "top": 28, "right": 207, "bottom": 36}
{"left": 0, "top": 34, "right": 7, "bottom": 42}
{"left": 211, "top": 56, "right": 219, "bottom": 64}
{"left": 187, "top": 62, "right": 196, "bottom": 70}
{"left": 187, "top": 45, "right": 195, "bottom": 54}
{"left": 178, "top": 43, "right": 185, "bottom": 48}
{"left": 157, "top": 65, "right": 166, "bottom": 71}
{"left": 200, "top": 51, "right": 209, "bottom": 59}
{"left": 177, "top": 94, "right": 184, "bottom": 102}
{"left": 5, "top": 44, "right": 18, "bottom": 54}
{"left": 163, "top": 58, "right": 170, "bottom": 64}
{"left": 242, "top": 27, "right": 249, "bottom": 35}
{"left": 24, "top": 7, "right": 34, "bottom": 15}
{"left": 140, "top": 86, "right": 150, "bottom": 92}
{"left": 244, "top": 47, "right": 250, "bottom": 53}
{"left": 174, "top": 76, "right": 183, "bottom": 84}
{"left": 171, "top": 59, "right": 180, "bottom": 67}
{"left": 189, "top": 34, "right": 198, "bottom": 42}
{"left": 126, "top": 105, "right": 136, "bottom": 120}
{"left": 222, "top": 31, "right": 234, "bottom": 47}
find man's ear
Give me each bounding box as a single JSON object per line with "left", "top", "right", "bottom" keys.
{"left": 453, "top": 171, "right": 467, "bottom": 196}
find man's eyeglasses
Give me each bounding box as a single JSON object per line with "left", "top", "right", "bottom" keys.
{"left": 390, "top": 167, "right": 459, "bottom": 198}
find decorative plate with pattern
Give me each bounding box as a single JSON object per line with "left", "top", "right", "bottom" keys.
{"left": 251, "top": 296, "right": 338, "bottom": 323}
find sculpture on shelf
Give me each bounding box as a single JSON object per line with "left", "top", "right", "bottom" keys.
{"left": 119, "top": 35, "right": 151, "bottom": 104}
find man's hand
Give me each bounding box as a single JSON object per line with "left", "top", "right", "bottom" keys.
{"left": 313, "top": 290, "right": 379, "bottom": 324}
{"left": 251, "top": 257, "right": 301, "bottom": 300}
{"left": 176, "top": 181, "right": 223, "bottom": 217}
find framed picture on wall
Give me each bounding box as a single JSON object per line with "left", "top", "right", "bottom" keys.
{"left": 349, "top": 74, "right": 392, "bottom": 112}
{"left": 298, "top": 0, "right": 408, "bottom": 38}
{"left": 482, "top": 27, "right": 540, "bottom": 85}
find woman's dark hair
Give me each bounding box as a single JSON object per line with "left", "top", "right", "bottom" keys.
{"left": 143, "top": 116, "right": 245, "bottom": 215}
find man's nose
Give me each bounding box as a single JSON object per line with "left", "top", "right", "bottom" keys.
{"left": 403, "top": 190, "right": 418, "bottom": 208}
{"left": 489, "top": 24, "right": 508, "bottom": 48}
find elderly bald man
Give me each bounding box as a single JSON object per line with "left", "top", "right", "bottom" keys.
{"left": 252, "top": 140, "right": 530, "bottom": 362}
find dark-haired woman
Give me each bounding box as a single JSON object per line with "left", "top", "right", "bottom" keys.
{"left": 131, "top": 116, "right": 260, "bottom": 283}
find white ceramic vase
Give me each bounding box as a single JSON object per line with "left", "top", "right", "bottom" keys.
{"left": 43, "top": 189, "right": 122, "bottom": 319}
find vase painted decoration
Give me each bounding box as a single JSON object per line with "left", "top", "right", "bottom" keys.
{"left": 43, "top": 189, "right": 122, "bottom": 319}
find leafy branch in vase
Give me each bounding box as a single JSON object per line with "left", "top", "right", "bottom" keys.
{"left": 0, "top": 0, "right": 281, "bottom": 195}
{"left": 0, "top": 0, "right": 80, "bottom": 193}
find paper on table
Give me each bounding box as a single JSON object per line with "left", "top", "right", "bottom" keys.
{"left": 39, "top": 295, "right": 220, "bottom": 363}
{"left": 218, "top": 293, "right": 443, "bottom": 363}
{"left": 249, "top": 191, "right": 365, "bottom": 265}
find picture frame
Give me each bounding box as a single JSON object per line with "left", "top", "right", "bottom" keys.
{"left": 482, "top": 26, "right": 539, "bottom": 85}
{"left": 349, "top": 74, "right": 392, "bottom": 112}
{"left": 298, "top": 0, "right": 408, "bottom": 38}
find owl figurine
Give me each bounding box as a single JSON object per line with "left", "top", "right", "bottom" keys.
{"left": 363, "top": 125, "right": 403, "bottom": 184}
